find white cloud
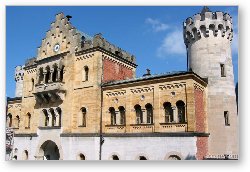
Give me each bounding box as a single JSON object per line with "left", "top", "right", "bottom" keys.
{"left": 157, "top": 30, "right": 186, "bottom": 58}
{"left": 232, "top": 32, "right": 238, "bottom": 55}
{"left": 145, "top": 18, "right": 169, "bottom": 32}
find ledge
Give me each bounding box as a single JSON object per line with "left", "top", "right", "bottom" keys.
{"left": 14, "top": 133, "right": 38, "bottom": 137}
{"left": 60, "top": 133, "right": 99, "bottom": 137}
{"left": 102, "top": 132, "right": 210, "bottom": 137}
{"left": 38, "top": 126, "right": 61, "bottom": 130}
{"left": 7, "top": 97, "right": 22, "bottom": 102}
{"left": 78, "top": 125, "right": 86, "bottom": 128}
{"left": 105, "top": 124, "right": 126, "bottom": 127}
{"left": 130, "top": 123, "right": 154, "bottom": 126}
{"left": 159, "top": 122, "right": 187, "bottom": 125}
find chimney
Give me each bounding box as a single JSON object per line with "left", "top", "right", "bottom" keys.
{"left": 143, "top": 69, "right": 151, "bottom": 77}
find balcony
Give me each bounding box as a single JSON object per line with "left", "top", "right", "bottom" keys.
{"left": 33, "top": 81, "right": 66, "bottom": 104}
{"left": 159, "top": 123, "right": 187, "bottom": 132}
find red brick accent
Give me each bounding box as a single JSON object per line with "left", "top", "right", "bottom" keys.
{"left": 102, "top": 58, "right": 134, "bottom": 83}
{"left": 194, "top": 88, "right": 205, "bottom": 132}
{"left": 196, "top": 137, "right": 208, "bottom": 160}
{"left": 194, "top": 88, "right": 208, "bottom": 160}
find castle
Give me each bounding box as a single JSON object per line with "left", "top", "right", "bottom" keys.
{"left": 6, "top": 7, "right": 238, "bottom": 160}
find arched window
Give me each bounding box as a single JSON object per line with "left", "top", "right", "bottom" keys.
{"left": 109, "top": 107, "right": 116, "bottom": 125}
{"left": 16, "top": 115, "right": 20, "bottom": 128}
{"left": 45, "top": 66, "right": 50, "bottom": 84}
{"left": 38, "top": 68, "right": 44, "bottom": 84}
{"left": 56, "top": 107, "right": 62, "bottom": 127}
{"left": 31, "top": 78, "right": 34, "bottom": 91}
{"left": 112, "top": 155, "right": 119, "bottom": 160}
{"left": 7, "top": 113, "right": 12, "bottom": 127}
{"left": 49, "top": 108, "right": 56, "bottom": 127}
{"left": 23, "top": 150, "right": 28, "bottom": 160}
{"left": 118, "top": 106, "right": 125, "bottom": 125}
{"left": 79, "top": 153, "right": 85, "bottom": 160}
{"left": 145, "top": 103, "right": 153, "bottom": 124}
{"left": 176, "top": 100, "right": 185, "bottom": 123}
{"left": 52, "top": 64, "right": 58, "bottom": 82}
{"left": 139, "top": 156, "right": 147, "bottom": 160}
{"left": 84, "top": 66, "right": 89, "bottom": 81}
{"left": 168, "top": 155, "right": 181, "bottom": 160}
{"left": 60, "top": 66, "right": 65, "bottom": 81}
{"left": 13, "top": 155, "right": 17, "bottom": 160}
{"left": 81, "top": 107, "right": 87, "bottom": 127}
{"left": 163, "top": 102, "right": 173, "bottom": 123}
{"left": 134, "top": 105, "right": 143, "bottom": 124}
{"left": 26, "top": 113, "right": 31, "bottom": 128}
{"left": 43, "top": 109, "right": 49, "bottom": 127}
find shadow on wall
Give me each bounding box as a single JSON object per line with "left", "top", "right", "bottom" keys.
{"left": 185, "top": 154, "right": 197, "bottom": 160}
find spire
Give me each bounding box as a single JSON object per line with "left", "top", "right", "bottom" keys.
{"left": 201, "top": 6, "right": 211, "bottom": 14}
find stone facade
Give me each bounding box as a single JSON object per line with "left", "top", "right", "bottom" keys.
{"left": 6, "top": 7, "right": 238, "bottom": 160}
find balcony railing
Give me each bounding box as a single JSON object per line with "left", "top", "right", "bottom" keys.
{"left": 35, "top": 81, "right": 65, "bottom": 93}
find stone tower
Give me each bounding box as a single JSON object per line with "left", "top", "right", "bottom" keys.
{"left": 183, "top": 7, "right": 238, "bottom": 158}
{"left": 14, "top": 65, "right": 24, "bottom": 97}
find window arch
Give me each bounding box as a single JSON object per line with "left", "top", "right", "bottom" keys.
{"left": 168, "top": 155, "right": 181, "bottom": 160}
{"left": 59, "top": 65, "right": 65, "bottom": 81}
{"left": 109, "top": 107, "right": 116, "bottom": 125}
{"left": 78, "top": 153, "right": 85, "bottom": 160}
{"left": 43, "top": 109, "right": 49, "bottom": 126}
{"left": 176, "top": 100, "right": 185, "bottom": 123}
{"left": 145, "top": 103, "right": 153, "bottom": 124}
{"left": 23, "top": 150, "right": 28, "bottom": 160}
{"left": 26, "top": 113, "right": 31, "bottom": 128}
{"left": 45, "top": 66, "right": 50, "bottom": 83}
{"left": 7, "top": 113, "right": 12, "bottom": 127}
{"left": 15, "top": 115, "right": 20, "bottom": 128}
{"left": 56, "top": 107, "right": 62, "bottom": 127}
{"left": 112, "top": 155, "right": 119, "bottom": 160}
{"left": 80, "top": 107, "right": 87, "bottom": 127}
{"left": 49, "top": 108, "right": 56, "bottom": 127}
{"left": 52, "top": 64, "right": 58, "bottom": 82}
{"left": 163, "top": 102, "right": 173, "bottom": 123}
{"left": 139, "top": 156, "right": 147, "bottom": 160}
{"left": 118, "top": 106, "right": 125, "bottom": 125}
{"left": 135, "top": 105, "right": 143, "bottom": 124}
{"left": 31, "top": 78, "right": 34, "bottom": 91}
{"left": 84, "top": 66, "right": 89, "bottom": 81}
{"left": 38, "top": 68, "right": 44, "bottom": 84}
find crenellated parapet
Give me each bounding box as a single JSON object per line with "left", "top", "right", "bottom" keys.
{"left": 183, "top": 11, "right": 233, "bottom": 45}
{"left": 93, "top": 33, "right": 136, "bottom": 63}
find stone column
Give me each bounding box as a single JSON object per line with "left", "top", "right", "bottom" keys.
{"left": 55, "top": 110, "right": 60, "bottom": 126}
{"left": 172, "top": 106, "right": 177, "bottom": 123}
{"left": 116, "top": 111, "right": 120, "bottom": 125}
{"left": 142, "top": 109, "right": 146, "bottom": 124}
{"left": 57, "top": 69, "right": 61, "bottom": 82}
{"left": 43, "top": 72, "right": 47, "bottom": 83}
{"left": 47, "top": 110, "right": 52, "bottom": 127}
{"left": 50, "top": 70, "right": 54, "bottom": 82}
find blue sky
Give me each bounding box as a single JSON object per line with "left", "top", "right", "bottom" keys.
{"left": 6, "top": 6, "right": 238, "bottom": 98}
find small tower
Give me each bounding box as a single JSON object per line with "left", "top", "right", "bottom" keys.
{"left": 183, "top": 7, "right": 238, "bottom": 158}
{"left": 14, "top": 65, "right": 24, "bottom": 97}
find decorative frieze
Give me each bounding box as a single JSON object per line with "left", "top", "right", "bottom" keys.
{"left": 194, "top": 83, "right": 204, "bottom": 92}
{"left": 105, "top": 90, "right": 126, "bottom": 97}
{"left": 102, "top": 54, "right": 134, "bottom": 70}
{"left": 159, "top": 82, "right": 186, "bottom": 90}
{"left": 75, "top": 53, "right": 95, "bottom": 61}
{"left": 26, "top": 69, "right": 37, "bottom": 74}
{"left": 130, "top": 86, "right": 154, "bottom": 94}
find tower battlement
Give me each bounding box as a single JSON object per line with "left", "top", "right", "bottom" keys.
{"left": 183, "top": 10, "right": 233, "bottom": 45}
